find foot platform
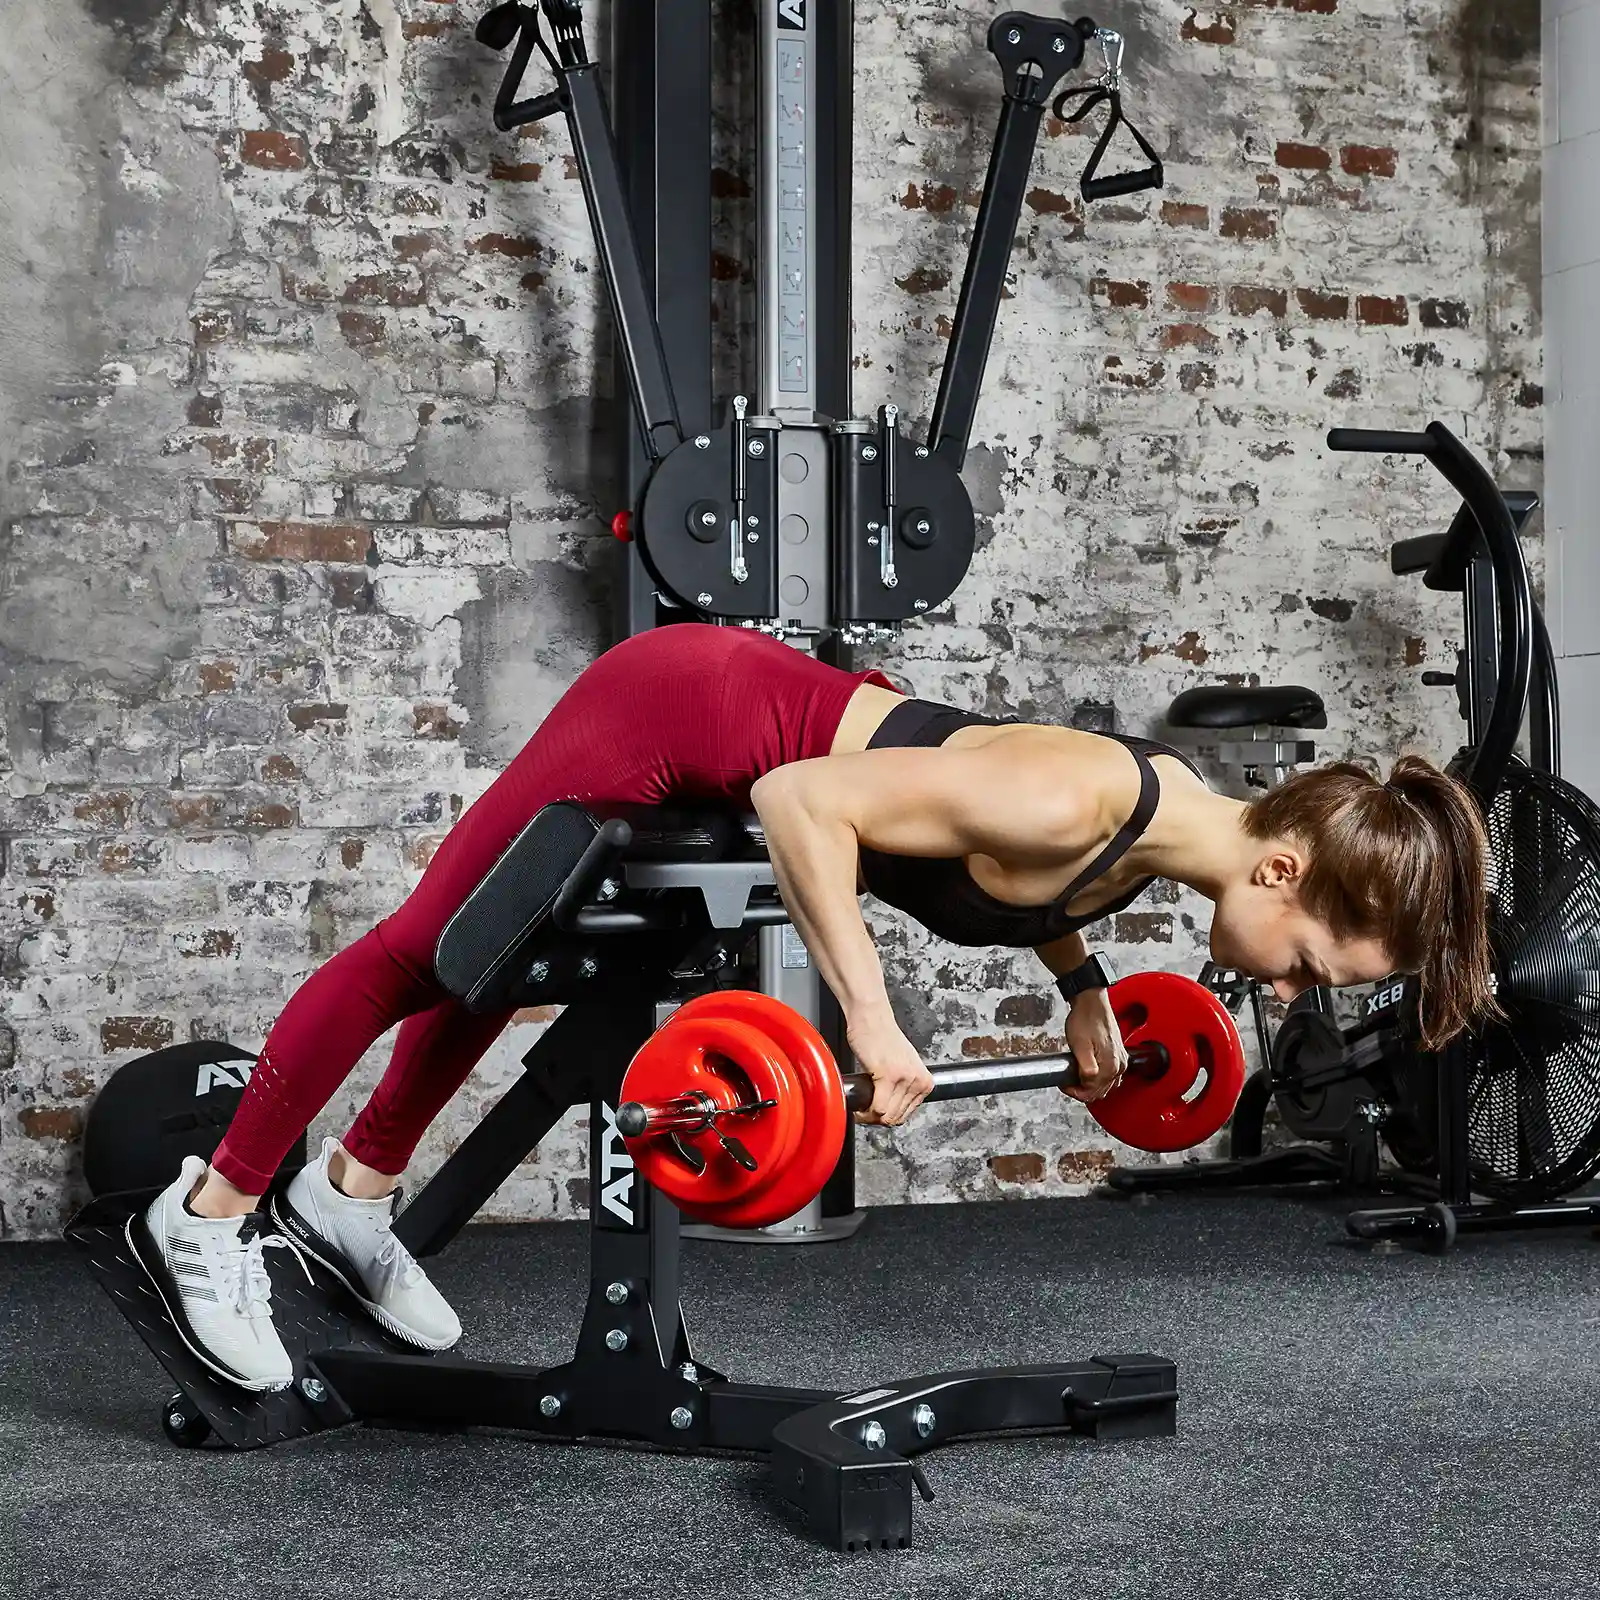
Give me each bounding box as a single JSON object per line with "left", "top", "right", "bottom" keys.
{"left": 66, "top": 1191, "right": 415, "bottom": 1450}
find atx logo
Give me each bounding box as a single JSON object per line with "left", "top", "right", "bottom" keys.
{"left": 778, "top": 0, "right": 805, "bottom": 29}
{"left": 195, "top": 1059, "right": 253, "bottom": 1095}
{"left": 599, "top": 1101, "right": 636, "bottom": 1225}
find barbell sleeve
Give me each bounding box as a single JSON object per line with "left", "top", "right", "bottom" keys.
{"left": 616, "top": 1095, "right": 716, "bottom": 1138}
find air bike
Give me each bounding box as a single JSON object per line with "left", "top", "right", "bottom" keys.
{"left": 1109, "top": 424, "right": 1600, "bottom": 1254}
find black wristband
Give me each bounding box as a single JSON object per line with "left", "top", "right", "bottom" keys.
{"left": 1055, "top": 951, "right": 1117, "bottom": 1003}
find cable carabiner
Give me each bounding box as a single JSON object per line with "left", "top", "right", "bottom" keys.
{"left": 1094, "top": 27, "right": 1124, "bottom": 92}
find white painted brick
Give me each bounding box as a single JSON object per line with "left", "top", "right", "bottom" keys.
{"left": 413, "top": 527, "right": 512, "bottom": 565}
{"left": 354, "top": 483, "right": 422, "bottom": 521}
{"left": 438, "top": 360, "right": 498, "bottom": 401}
{"left": 428, "top": 487, "right": 511, "bottom": 525}
{"left": 0, "top": 0, "right": 1548, "bottom": 1233}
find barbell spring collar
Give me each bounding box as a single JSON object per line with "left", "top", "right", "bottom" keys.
{"left": 615, "top": 1092, "right": 778, "bottom": 1139}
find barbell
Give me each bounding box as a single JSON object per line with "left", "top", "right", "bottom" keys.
{"left": 616, "top": 971, "right": 1246, "bottom": 1229}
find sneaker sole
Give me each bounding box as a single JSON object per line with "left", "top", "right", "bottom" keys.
{"left": 126, "top": 1213, "right": 294, "bottom": 1396}
{"left": 268, "top": 1195, "right": 460, "bottom": 1353}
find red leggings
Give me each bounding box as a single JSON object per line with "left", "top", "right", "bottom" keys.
{"left": 211, "top": 625, "right": 894, "bottom": 1193}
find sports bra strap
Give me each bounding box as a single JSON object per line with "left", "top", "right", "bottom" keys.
{"left": 866, "top": 697, "right": 1014, "bottom": 751}
{"left": 1049, "top": 743, "right": 1161, "bottom": 921}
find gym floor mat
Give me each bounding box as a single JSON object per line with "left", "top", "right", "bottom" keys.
{"left": 3, "top": 1192, "right": 1596, "bottom": 1600}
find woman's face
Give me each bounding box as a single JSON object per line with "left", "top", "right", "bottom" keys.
{"left": 1208, "top": 855, "right": 1395, "bottom": 1002}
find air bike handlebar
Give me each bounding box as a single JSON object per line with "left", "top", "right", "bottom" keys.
{"left": 1327, "top": 422, "right": 1533, "bottom": 800}
{"left": 1327, "top": 428, "right": 1436, "bottom": 456}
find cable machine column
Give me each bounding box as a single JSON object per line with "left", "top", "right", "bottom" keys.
{"left": 613, "top": 0, "right": 713, "bottom": 639}
{"left": 687, "top": 0, "right": 864, "bottom": 1244}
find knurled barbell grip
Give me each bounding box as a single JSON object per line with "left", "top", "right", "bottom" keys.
{"left": 841, "top": 1040, "right": 1168, "bottom": 1111}
{"left": 844, "top": 1057, "right": 1076, "bottom": 1110}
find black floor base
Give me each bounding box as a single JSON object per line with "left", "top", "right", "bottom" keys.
{"left": 67, "top": 1193, "right": 1179, "bottom": 1551}
{"left": 769, "top": 1355, "right": 1177, "bottom": 1551}
{"left": 1347, "top": 1195, "right": 1600, "bottom": 1249}
{"left": 1105, "top": 1145, "right": 1439, "bottom": 1202}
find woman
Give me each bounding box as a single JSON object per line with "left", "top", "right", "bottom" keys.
{"left": 138, "top": 623, "right": 1492, "bottom": 1393}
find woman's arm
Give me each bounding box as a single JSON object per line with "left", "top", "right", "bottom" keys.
{"left": 1034, "top": 929, "right": 1126, "bottom": 1104}
{"left": 749, "top": 769, "right": 896, "bottom": 1026}
{"left": 751, "top": 762, "right": 920, "bottom": 1123}
{"left": 750, "top": 734, "right": 1102, "bottom": 1123}
{"left": 1035, "top": 928, "right": 1091, "bottom": 979}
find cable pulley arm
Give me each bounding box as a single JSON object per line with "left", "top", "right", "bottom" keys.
{"left": 476, "top": 3, "right": 685, "bottom": 459}
{"left": 927, "top": 15, "right": 1163, "bottom": 469}
{"left": 926, "top": 14, "right": 1092, "bottom": 467}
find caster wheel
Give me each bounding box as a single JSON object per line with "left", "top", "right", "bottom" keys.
{"left": 1421, "top": 1201, "right": 1458, "bottom": 1255}
{"left": 161, "top": 1393, "right": 213, "bottom": 1448}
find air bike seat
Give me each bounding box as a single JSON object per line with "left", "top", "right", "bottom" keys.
{"left": 1165, "top": 685, "right": 1327, "bottom": 787}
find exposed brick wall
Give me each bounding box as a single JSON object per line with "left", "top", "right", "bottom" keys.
{"left": 0, "top": 0, "right": 1540, "bottom": 1236}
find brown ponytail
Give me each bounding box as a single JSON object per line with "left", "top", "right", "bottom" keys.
{"left": 1241, "top": 755, "right": 1495, "bottom": 1050}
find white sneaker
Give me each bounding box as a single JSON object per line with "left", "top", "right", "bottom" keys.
{"left": 271, "top": 1138, "right": 462, "bottom": 1352}
{"left": 137, "top": 1156, "right": 296, "bottom": 1394}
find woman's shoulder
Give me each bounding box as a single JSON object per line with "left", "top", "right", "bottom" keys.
{"left": 994, "top": 724, "right": 1210, "bottom": 792}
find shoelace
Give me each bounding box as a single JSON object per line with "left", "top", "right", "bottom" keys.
{"left": 374, "top": 1230, "right": 425, "bottom": 1290}
{"left": 223, "top": 1231, "right": 312, "bottom": 1319}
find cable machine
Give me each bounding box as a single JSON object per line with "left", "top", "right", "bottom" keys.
{"left": 474, "top": 0, "right": 1163, "bottom": 1238}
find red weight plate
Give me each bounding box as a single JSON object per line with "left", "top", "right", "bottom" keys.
{"left": 620, "top": 1013, "right": 802, "bottom": 1215}
{"left": 624, "top": 1012, "right": 801, "bottom": 1213}
{"left": 1093, "top": 971, "right": 1247, "bottom": 1153}
{"left": 665, "top": 991, "right": 849, "bottom": 1230}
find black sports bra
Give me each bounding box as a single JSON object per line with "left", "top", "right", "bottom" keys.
{"left": 856, "top": 698, "right": 1205, "bottom": 949}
